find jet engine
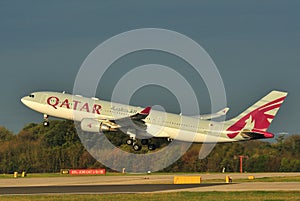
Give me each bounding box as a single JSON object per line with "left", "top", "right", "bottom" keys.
{"left": 80, "top": 118, "right": 117, "bottom": 133}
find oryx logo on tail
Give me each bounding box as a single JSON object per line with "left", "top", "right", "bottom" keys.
{"left": 226, "top": 91, "right": 287, "bottom": 139}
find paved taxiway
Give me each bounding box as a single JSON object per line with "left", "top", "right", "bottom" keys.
{"left": 0, "top": 173, "right": 299, "bottom": 194}
{"left": 0, "top": 184, "right": 221, "bottom": 195}
{"left": 1, "top": 182, "right": 300, "bottom": 195}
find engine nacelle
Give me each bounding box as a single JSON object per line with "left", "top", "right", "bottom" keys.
{"left": 80, "top": 118, "right": 115, "bottom": 133}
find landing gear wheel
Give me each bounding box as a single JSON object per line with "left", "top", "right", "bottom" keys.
{"left": 167, "top": 138, "right": 173, "bottom": 142}
{"left": 148, "top": 144, "right": 156, "bottom": 151}
{"left": 43, "top": 121, "right": 49, "bottom": 127}
{"left": 126, "top": 139, "right": 134, "bottom": 145}
{"left": 141, "top": 139, "right": 149, "bottom": 145}
{"left": 43, "top": 114, "right": 49, "bottom": 127}
{"left": 133, "top": 144, "right": 142, "bottom": 151}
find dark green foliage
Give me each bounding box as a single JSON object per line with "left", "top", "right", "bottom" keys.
{"left": 162, "top": 136, "right": 300, "bottom": 173}
{"left": 0, "top": 121, "right": 98, "bottom": 173}
{"left": 0, "top": 126, "right": 14, "bottom": 141}
{"left": 0, "top": 120, "right": 300, "bottom": 173}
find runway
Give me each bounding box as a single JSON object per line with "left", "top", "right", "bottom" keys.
{"left": 0, "top": 184, "right": 225, "bottom": 195}
{"left": 1, "top": 182, "right": 300, "bottom": 195}
{"left": 0, "top": 173, "right": 299, "bottom": 195}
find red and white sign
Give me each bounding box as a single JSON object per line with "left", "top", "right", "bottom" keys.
{"left": 69, "top": 169, "right": 106, "bottom": 175}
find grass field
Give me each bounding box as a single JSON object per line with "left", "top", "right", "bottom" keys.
{"left": 0, "top": 172, "right": 160, "bottom": 179}
{"left": 0, "top": 191, "right": 300, "bottom": 201}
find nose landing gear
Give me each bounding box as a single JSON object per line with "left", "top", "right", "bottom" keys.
{"left": 43, "top": 114, "right": 49, "bottom": 127}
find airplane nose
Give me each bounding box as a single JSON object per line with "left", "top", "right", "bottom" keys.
{"left": 21, "top": 97, "right": 29, "bottom": 106}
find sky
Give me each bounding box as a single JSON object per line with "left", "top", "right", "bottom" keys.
{"left": 0, "top": 0, "right": 299, "bottom": 135}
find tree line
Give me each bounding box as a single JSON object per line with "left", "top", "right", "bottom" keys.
{"left": 0, "top": 120, "right": 299, "bottom": 173}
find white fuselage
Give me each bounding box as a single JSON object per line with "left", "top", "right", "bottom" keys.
{"left": 21, "top": 91, "right": 242, "bottom": 143}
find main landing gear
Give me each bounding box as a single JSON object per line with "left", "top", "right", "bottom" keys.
{"left": 43, "top": 114, "right": 49, "bottom": 127}
{"left": 126, "top": 138, "right": 156, "bottom": 151}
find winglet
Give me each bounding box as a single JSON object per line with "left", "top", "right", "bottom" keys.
{"left": 140, "top": 106, "right": 151, "bottom": 115}
{"left": 222, "top": 107, "right": 230, "bottom": 114}
{"left": 130, "top": 106, "right": 152, "bottom": 121}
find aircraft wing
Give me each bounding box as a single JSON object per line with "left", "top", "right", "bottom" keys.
{"left": 80, "top": 107, "right": 151, "bottom": 132}
{"left": 109, "top": 106, "right": 151, "bottom": 129}
{"left": 193, "top": 107, "right": 229, "bottom": 120}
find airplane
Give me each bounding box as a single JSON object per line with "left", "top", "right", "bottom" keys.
{"left": 21, "top": 90, "right": 287, "bottom": 151}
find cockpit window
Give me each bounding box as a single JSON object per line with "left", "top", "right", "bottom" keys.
{"left": 29, "top": 94, "right": 35, "bottom": 98}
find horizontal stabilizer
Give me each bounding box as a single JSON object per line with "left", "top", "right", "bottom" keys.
{"left": 194, "top": 107, "right": 229, "bottom": 120}
{"left": 241, "top": 130, "right": 274, "bottom": 139}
